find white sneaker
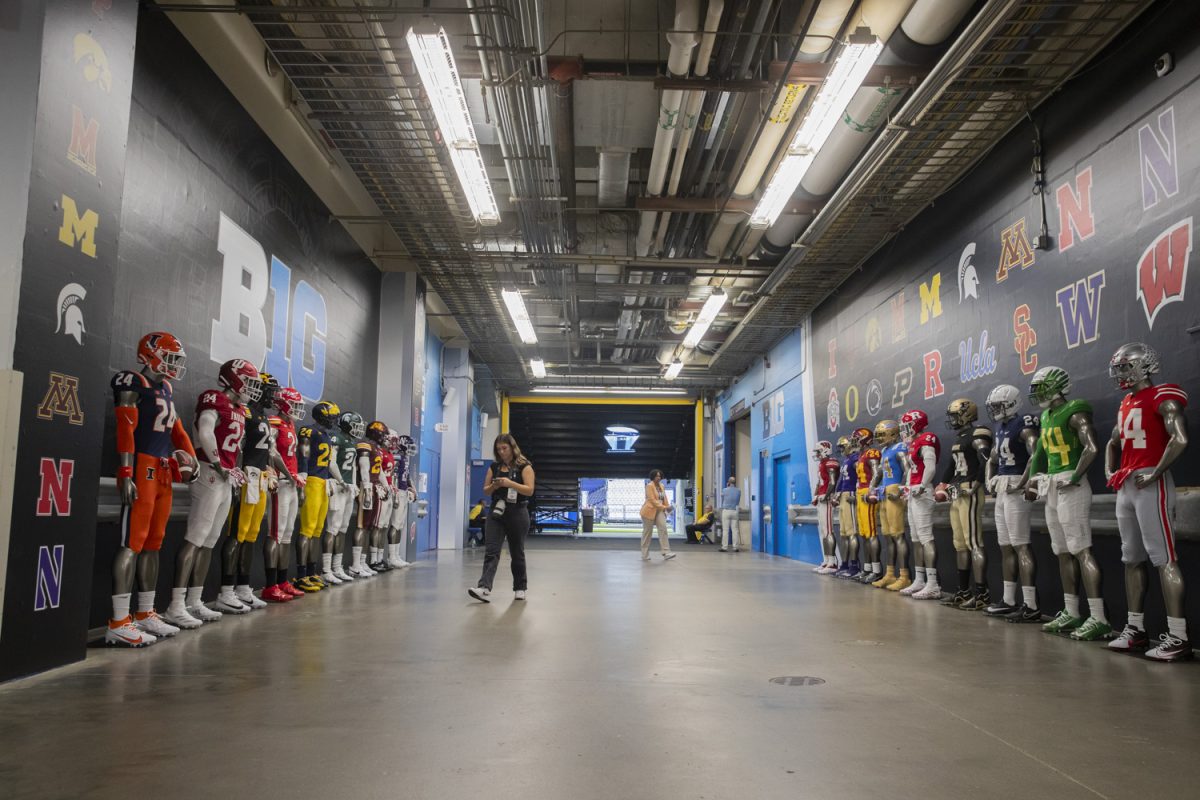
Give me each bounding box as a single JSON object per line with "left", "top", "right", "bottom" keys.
{"left": 641, "top": 555, "right": 651, "bottom": 561}
{"left": 719, "top": 547, "right": 728, "bottom": 552}
{"left": 349, "top": 566, "right": 371, "bottom": 579}
{"left": 235, "top": 589, "right": 268, "bottom": 609}
{"left": 733, "top": 547, "right": 740, "bottom": 552}
{"left": 134, "top": 611, "right": 180, "bottom": 638}
{"left": 214, "top": 592, "right": 250, "bottom": 614}
{"left": 818, "top": 564, "right": 840, "bottom": 574}
{"left": 190, "top": 603, "right": 223, "bottom": 622}
{"left": 163, "top": 604, "right": 203, "bottom": 629}
{"left": 468, "top": 586, "right": 491, "bottom": 603}
{"left": 912, "top": 584, "right": 943, "bottom": 600}
{"left": 321, "top": 571, "right": 343, "bottom": 585}
{"left": 334, "top": 566, "right": 355, "bottom": 582}
{"left": 900, "top": 579, "right": 925, "bottom": 596}
{"left": 662, "top": 552, "right": 677, "bottom": 560}
{"left": 360, "top": 562, "right": 377, "bottom": 577}
{"left": 106, "top": 617, "right": 155, "bottom": 647}
{"left": 514, "top": 590, "right": 526, "bottom": 601}
{"left": 396, "top": 558, "right": 411, "bottom": 568}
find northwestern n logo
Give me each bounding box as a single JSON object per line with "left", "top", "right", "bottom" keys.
{"left": 34, "top": 545, "right": 66, "bottom": 611}
{"left": 37, "top": 458, "right": 75, "bottom": 516}
{"left": 1055, "top": 270, "right": 1106, "bottom": 349}
{"left": 37, "top": 372, "right": 85, "bottom": 425}
{"left": 1137, "top": 218, "right": 1192, "bottom": 330}
{"left": 996, "top": 218, "right": 1035, "bottom": 282}
{"left": 1138, "top": 106, "right": 1178, "bottom": 211}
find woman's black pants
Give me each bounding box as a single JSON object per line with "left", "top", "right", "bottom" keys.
{"left": 477, "top": 505, "right": 529, "bottom": 591}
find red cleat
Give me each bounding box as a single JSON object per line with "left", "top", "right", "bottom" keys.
{"left": 262, "top": 584, "right": 293, "bottom": 603}
{"left": 283, "top": 581, "right": 305, "bottom": 598}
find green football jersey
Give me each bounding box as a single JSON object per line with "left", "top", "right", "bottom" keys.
{"left": 329, "top": 430, "right": 357, "bottom": 483}
{"left": 1035, "top": 399, "right": 1092, "bottom": 474}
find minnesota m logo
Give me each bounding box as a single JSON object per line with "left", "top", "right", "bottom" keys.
{"left": 1055, "top": 270, "right": 1106, "bottom": 349}
{"left": 38, "top": 372, "right": 85, "bottom": 425}
{"left": 996, "top": 218, "right": 1035, "bottom": 282}
{"left": 58, "top": 194, "right": 99, "bottom": 258}
{"left": 918, "top": 273, "right": 942, "bottom": 324}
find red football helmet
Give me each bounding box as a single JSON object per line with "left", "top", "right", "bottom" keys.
{"left": 137, "top": 332, "right": 186, "bottom": 380}
{"left": 850, "top": 427, "right": 873, "bottom": 449}
{"left": 899, "top": 409, "right": 929, "bottom": 441}
{"left": 274, "top": 387, "right": 306, "bottom": 421}
{"left": 218, "top": 359, "right": 262, "bottom": 405}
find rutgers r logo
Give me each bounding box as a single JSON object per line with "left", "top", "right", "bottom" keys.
{"left": 37, "top": 458, "right": 75, "bottom": 517}
{"left": 37, "top": 372, "right": 85, "bottom": 425}
{"left": 1136, "top": 218, "right": 1191, "bottom": 330}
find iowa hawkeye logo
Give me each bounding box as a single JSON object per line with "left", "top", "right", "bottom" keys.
{"left": 1137, "top": 218, "right": 1191, "bottom": 330}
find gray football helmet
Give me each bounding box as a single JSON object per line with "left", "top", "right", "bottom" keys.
{"left": 985, "top": 384, "right": 1021, "bottom": 422}
{"left": 1108, "top": 342, "right": 1160, "bottom": 390}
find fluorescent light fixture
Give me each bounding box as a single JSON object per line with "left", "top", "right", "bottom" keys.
{"left": 682, "top": 289, "right": 728, "bottom": 349}
{"left": 406, "top": 25, "right": 500, "bottom": 226}
{"left": 530, "top": 358, "right": 547, "bottom": 378}
{"left": 749, "top": 33, "right": 884, "bottom": 229}
{"left": 663, "top": 359, "right": 684, "bottom": 380}
{"left": 529, "top": 387, "right": 689, "bottom": 396}
{"left": 501, "top": 288, "right": 538, "bottom": 344}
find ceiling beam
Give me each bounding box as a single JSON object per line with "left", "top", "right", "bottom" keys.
{"left": 635, "top": 196, "right": 822, "bottom": 215}
{"left": 654, "top": 63, "right": 927, "bottom": 91}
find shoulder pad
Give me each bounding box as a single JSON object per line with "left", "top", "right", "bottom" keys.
{"left": 1155, "top": 384, "right": 1188, "bottom": 408}
{"left": 268, "top": 416, "right": 283, "bottom": 427}
{"left": 972, "top": 427, "right": 993, "bottom": 440}
{"left": 1021, "top": 415, "right": 1039, "bottom": 429}
{"left": 299, "top": 427, "right": 312, "bottom": 438}
{"left": 111, "top": 370, "right": 150, "bottom": 391}
{"left": 865, "top": 448, "right": 881, "bottom": 459}
{"left": 1063, "top": 398, "right": 1093, "bottom": 417}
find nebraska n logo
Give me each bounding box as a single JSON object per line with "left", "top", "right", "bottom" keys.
{"left": 1055, "top": 270, "right": 1105, "bottom": 349}
{"left": 996, "top": 218, "right": 1035, "bottom": 282}
{"left": 37, "top": 458, "right": 75, "bottom": 517}
{"left": 38, "top": 372, "right": 85, "bottom": 425}
{"left": 1137, "top": 218, "right": 1192, "bottom": 330}
{"left": 35, "top": 545, "right": 66, "bottom": 611}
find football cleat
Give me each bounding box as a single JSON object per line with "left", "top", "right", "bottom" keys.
{"left": 1069, "top": 617, "right": 1113, "bottom": 641}
{"left": 333, "top": 566, "right": 355, "bottom": 582}
{"left": 262, "top": 585, "right": 293, "bottom": 603}
{"left": 1005, "top": 604, "right": 1044, "bottom": 624}
{"left": 886, "top": 575, "right": 912, "bottom": 592}
{"left": 984, "top": 601, "right": 1018, "bottom": 617}
{"left": 134, "top": 611, "right": 180, "bottom": 638}
{"left": 106, "top": 617, "right": 155, "bottom": 648}
{"left": 190, "top": 603, "right": 223, "bottom": 623}
{"left": 163, "top": 605, "right": 203, "bottom": 629}
{"left": 293, "top": 578, "right": 320, "bottom": 594}
{"left": 282, "top": 581, "right": 305, "bottom": 598}
{"left": 912, "top": 584, "right": 943, "bottom": 600}
{"left": 899, "top": 577, "right": 925, "bottom": 596}
{"left": 235, "top": 588, "right": 267, "bottom": 609}
{"left": 943, "top": 590, "right": 970, "bottom": 608}
{"left": 817, "top": 564, "right": 839, "bottom": 575}
{"left": 1145, "top": 634, "right": 1193, "bottom": 662}
{"left": 1042, "top": 610, "right": 1083, "bottom": 634}
{"left": 214, "top": 592, "right": 250, "bottom": 615}
{"left": 1107, "top": 625, "right": 1149, "bottom": 652}
{"left": 321, "top": 571, "right": 343, "bottom": 586}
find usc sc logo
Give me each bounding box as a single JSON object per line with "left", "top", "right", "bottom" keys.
{"left": 1013, "top": 304, "right": 1038, "bottom": 375}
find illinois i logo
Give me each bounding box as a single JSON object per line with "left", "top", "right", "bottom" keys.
{"left": 1136, "top": 218, "right": 1191, "bottom": 330}
{"left": 37, "top": 458, "right": 75, "bottom": 517}
{"left": 996, "top": 218, "right": 1035, "bottom": 282}
{"left": 865, "top": 317, "right": 882, "bottom": 353}
{"left": 56, "top": 283, "right": 87, "bottom": 345}
{"left": 1055, "top": 270, "right": 1105, "bottom": 349}
{"left": 1013, "top": 304, "right": 1038, "bottom": 375}
{"left": 37, "top": 373, "right": 85, "bottom": 425}
{"left": 890, "top": 291, "right": 906, "bottom": 342}
{"left": 827, "top": 338, "right": 837, "bottom": 379}
{"left": 957, "top": 243, "right": 979, "bottom": 301}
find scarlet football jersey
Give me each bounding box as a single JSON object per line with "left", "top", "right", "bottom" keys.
{"left": 856, "top": 448, "right": 880, "bottom": 489}
{"left": 195, "top": 389, "right": 244, "bottom": 469}
{"left": 111, "top": 370, "right": 179, "bottom": 458}
{"left": 815, "top": 457, "right": 840, "bottom": 495}
{"left": 907, "top": 432, "right": 941, "bottom": 486}
{"left": 378, "top": 449, "right": 396, "bottom": 489}
{"left": 1118, "top": 384, "right": 1188, "bottom": 471}
{"left": 270, "top": 415, "right": 300, "bottom": 480}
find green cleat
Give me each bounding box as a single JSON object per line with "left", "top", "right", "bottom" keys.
{"left": 1042, "top": 609, "right": 1084, "bottom": 634}
{"left": 1069, "top": 616, "right": 1113, "bottom": 641}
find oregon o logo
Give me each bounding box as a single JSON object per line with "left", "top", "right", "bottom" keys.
{"left": 844, "top": 385, "right": 859, "bottom": 423}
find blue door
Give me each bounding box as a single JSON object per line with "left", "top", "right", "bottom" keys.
{"left": 773, "top": 455, "right": 791, "bottom": 556}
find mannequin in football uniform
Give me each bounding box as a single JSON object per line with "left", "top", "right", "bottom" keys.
{"left": 1023, "top": 367, "right": 1109, "bottom": 641}
{"left": 164, "top": 360, "right": 259, "bottom": 627}
{"left": 871, "top": 420, "right": 911, "bottom": 591}
{"left": 350, "top": 424, "right": 383, "bottom": 578}
{"left": 901, "top": 410, "right": 943, "bottom": 600}
{"left": 853, "top": 428, "right": 883, "bottom": 584}
{"left": 387, "top": 431, "right": 417, "bottom": 568}
{"left": 106, "top": 332, "right": 198, "bottom": 647}
{"left": 833, "top": 436, "right": 860, "bottom": 578}
{"left": 322, "top": 411, "right": 365, "bottom": 584}
{"left": 263, "top": 387, "right": 306, "bottom": 602}
{"left": 936, "top": 399, "right": 993, "bottom": 610}
{"left": 810, "top": 441, "right": 841, "bottom": 574}
{"left": 296, "top": 401, "right": 345, "bottom": 592}
{"left": 216, "top": 372, "right": 283, "bottom": 613}
{"left": 1104, "top": 343, "right": 1190, "bottom": 661}
{"left": 983, "top": 385, "right": 1042, "bottom": 622}
{"left": 370, "top": 425, "right": 397, "bottom": 571}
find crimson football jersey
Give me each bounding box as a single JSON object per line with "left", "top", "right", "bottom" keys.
{"left": 195, "top": 389, "right": 244, "bottom": 469}
{"left": 815, "top": 457, "right": 840, "bottom": 495}
{"left": 270, "top": 415, "right": 300, "bottom": 480}
{"left": 377, "top": 449, "right": 395, "bottom": 489}
{"left": 111, "top": 370, "right": 178, "bottom": 458}
{"left": 1118, "top": 384, "right": 1188, "bottom": 471}
{"left": 856, "top": 448, "right": 880, "bottom": 489}
{"left": 907, "top": 433, "right": 941, "bottom": 486}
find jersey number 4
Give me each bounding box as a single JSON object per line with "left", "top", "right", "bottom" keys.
{"left": 998, "top": 437, "right": 1017, "bottom": 467}
{"left": 1120, "top": 408, "right": 1147, "bottom": 449}
{"left": 1043, "top": 427, "right": 1072, "bottom": 463}
{"left": 952, "top": 451, "right": 968, "bottom": 474}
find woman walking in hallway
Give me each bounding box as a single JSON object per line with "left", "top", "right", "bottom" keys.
{"left": 469, "top": 434, "right": 535, "bottom": 602}
{"left": 640, "top": 469, "right": 676, "bottom": 561}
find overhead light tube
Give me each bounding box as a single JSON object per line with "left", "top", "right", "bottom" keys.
{"left": 530, "top": 358, "right": 547, "bottom": 378}
{"left": 406, "top": 25, "right": 501, "bottom": 226}
{"left": 750, "top": 33, "right": 884, "bottom": 229}
{"left": 682, "top": 289, "right": 728, "bottom": 349}
{"left": 664, "top": 359, "right": 684, "bottom": 380}
{"left": 529, "top": 387, "right": 690, "bottom": 396}
{"left": 501, "top": 288, "right": 538, "bottom": 344}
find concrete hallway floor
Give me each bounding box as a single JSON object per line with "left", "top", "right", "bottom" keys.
{"left": 0, "top": 547, "right": 1197, "bottom": 800}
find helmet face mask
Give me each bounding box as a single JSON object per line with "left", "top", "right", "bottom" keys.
{"left": 985, "top": 384, "right": 1019, "bottom": 422}
{"left": 1029, "top": 366, "right": 1071, "bottom": 409}
{"left": 874, "top": 420, "right": 899, "bottom": 445}
{"left": 366, "top": 420, "right": 390, "bottom": 446}
{"left": 312, "top": 401, "right": 341, "bottom": 428}
{"left": 339, "top": 412, "right": 366, "bottom": 440}
{"left": 1108, "top": 342, "right": 1159, "bottom": 390}
{"left": 836, "top": 436, "right": 852, "bottom": 456}
{"left": 218, "top": 359, "right": 262, "bottom": 405}
{"left": 899, "top": 409, "right": 928, "bottom": 442}
{"left": 812, "top": 440, "right": 833, "bottom": 461}
{"left": 138, "top": 332, "right": 187, "bottom": 380}
{"left": 274, "top": 387, "right": 306, "bottom": 421}
{"left": 850, "top": 427, "right": 873, "bottom": 451}
{"left": 257, "top": 372, "right": 281, "bottom": 408}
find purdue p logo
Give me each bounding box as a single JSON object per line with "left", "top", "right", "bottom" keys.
{"left": 38, "top": 373, "right": 85, "bottom": 426}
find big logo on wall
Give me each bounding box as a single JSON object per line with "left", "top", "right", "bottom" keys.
{"left": 209, "top": 213, "right": 329, "bottom": 400}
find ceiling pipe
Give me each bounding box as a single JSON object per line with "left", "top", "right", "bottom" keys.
{"left": 634, "top": 0, "right": 702, "bottom": 257}
{"left": 549, "top": 56, "right": 583, "bottom": 252}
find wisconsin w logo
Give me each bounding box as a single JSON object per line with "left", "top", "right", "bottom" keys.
{"left": 1055, "top": 271, "right": 1105, "bottom": 349}
{"left": 1137, "top": 218, "right": 1191, "bottom": 330}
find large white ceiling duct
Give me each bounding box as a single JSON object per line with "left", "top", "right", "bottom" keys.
{"left": 597, "top": 148, "right": 633, "bottom": 208}
{"left": 762, "top": 0, "right": 974, "bottom": 257}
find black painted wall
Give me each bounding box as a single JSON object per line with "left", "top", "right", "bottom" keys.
{"left": 809, "top": 0, "right": 1200, "bottom": 631}
{"left": 89, "top": 11, "right": 381, "bottom": 628}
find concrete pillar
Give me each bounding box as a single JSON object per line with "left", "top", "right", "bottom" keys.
{"left": 438, "top": 347, "right": 472, "bottom": 550}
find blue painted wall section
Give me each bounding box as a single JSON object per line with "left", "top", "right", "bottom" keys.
{"left": 415, "top": 331, "right": 444, "bottom": 553}
{"left": 714, "top": 329, "right": 819, "bottom": 563}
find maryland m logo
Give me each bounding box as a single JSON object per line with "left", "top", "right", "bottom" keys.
{"left": 68, "top": 106, "right": 99, "bottom": 175}
{"left": 1137, "top": 218, "right": 1192, "bottom": 331}
{"left": 996, "top": 218, "right": 1035, "bottom": 282}
{"left": 37, "top": 372, "right": 85, "bottom": 425}
{"left": 58, "top": 195, "right": 99, "bottom": 258}
{"left": 1055, "top": 270, "right": 1106, "bottom": 349}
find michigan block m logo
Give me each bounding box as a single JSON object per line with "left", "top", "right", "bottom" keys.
{"left": 58, "top": 194, "right": 99, "bottom": 258}
{"left": 1055, "top": 271, "right": 1105, "bottom": 349}
{"left": 1137, "top": 218, "right": 1192, "bottom": 330}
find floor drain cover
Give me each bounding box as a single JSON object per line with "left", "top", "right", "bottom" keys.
{"left": 769, "top": 676, "right": 825, "bottom": 686}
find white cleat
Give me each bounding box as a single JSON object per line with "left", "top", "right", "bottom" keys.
{"left": 235, "top": 589, "right": 268, "bottom": 609}
{"left": 105, "top": 617, "right": 155, "bottom": 647}
{"left": 134, "top": 611, "right": 180, "bottom": 638}
{"left": 189, "top": 603, "right": 224, "bottom": 623}
{"left": 912, "top": 584, "right": 943, "bottom": 601}
{"left": 349, "top": 566, "right": 372, "bottom": 579}
{"left": 900, "top": 579, "right": 926, "bottom": 596}
{"left": 321, "top": 571, "right": 343, "bottom": 586}
{"left": 214, "top": 592, "right": 250, "bottom": 615}
{"left": 163, "top": 604, "right": 203, "bottom": 630}
{"left": 334, "top": 566, "right": 355, "bottom": 582}
{"left": 360, "top": 563, "right": 377, "bottom": 577}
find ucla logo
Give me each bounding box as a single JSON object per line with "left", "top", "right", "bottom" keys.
{"left": 958, "top": 330, "right": 997, "bottom": 383}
